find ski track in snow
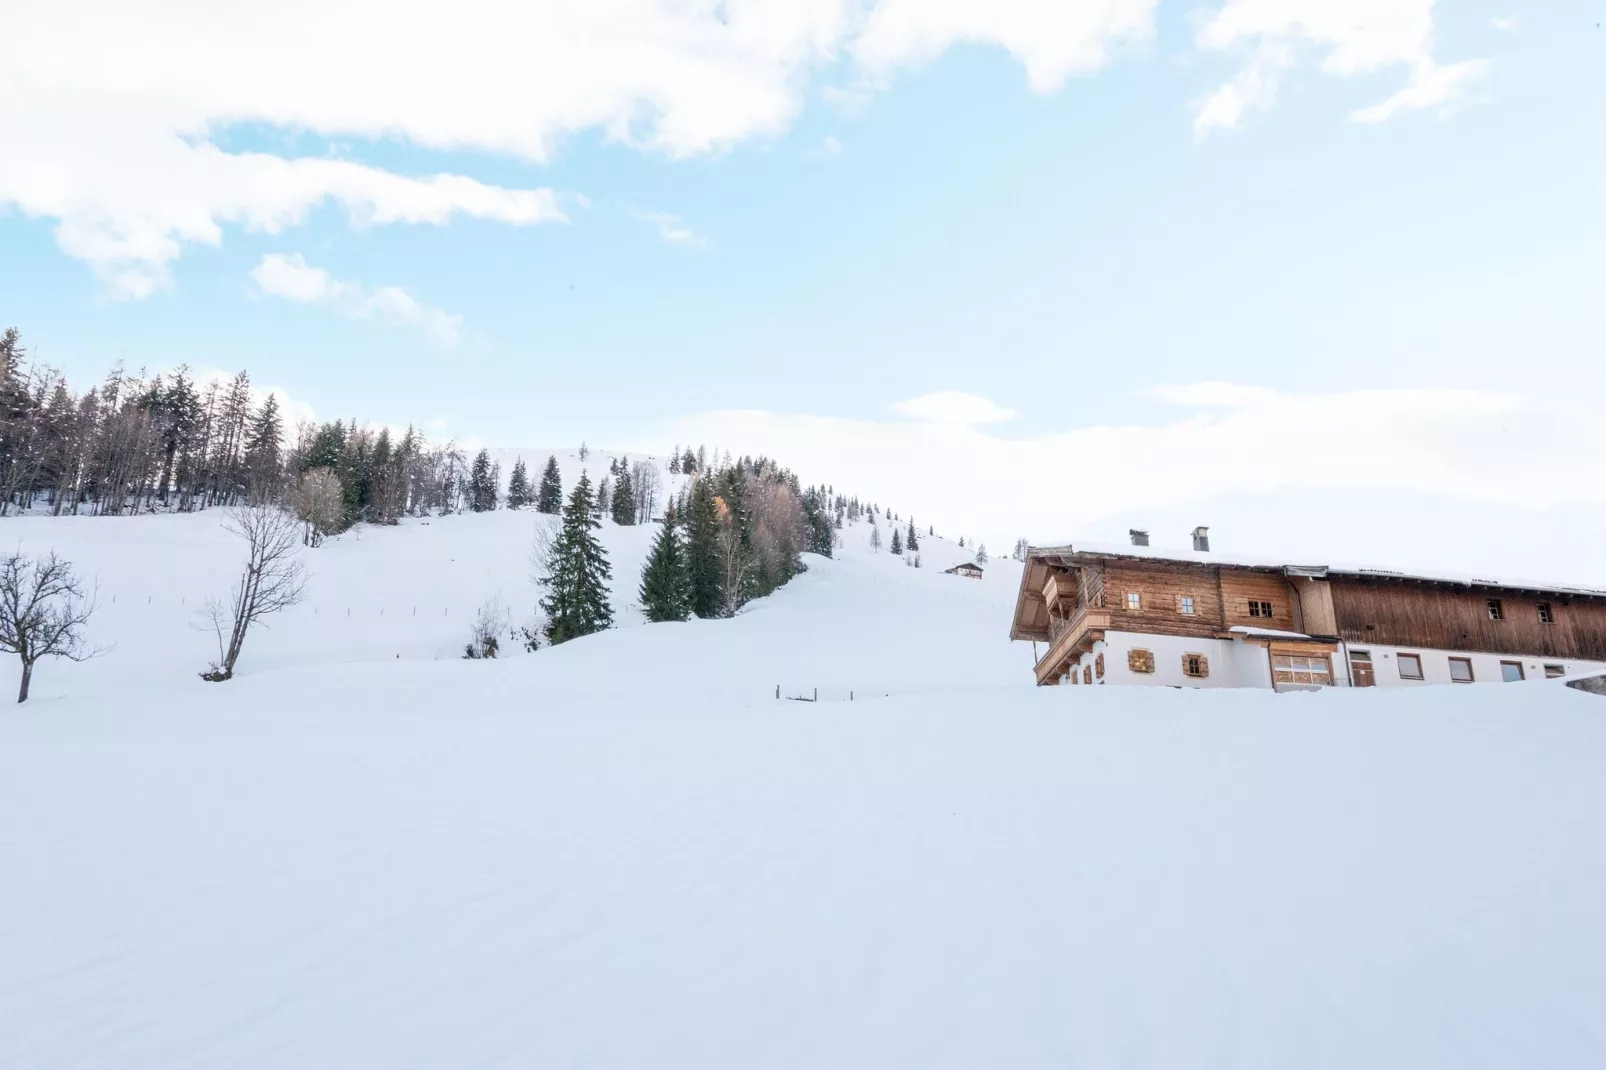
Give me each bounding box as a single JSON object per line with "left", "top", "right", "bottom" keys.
{"left": 2, "top": 496, "right": 1606, "bottom": 1068}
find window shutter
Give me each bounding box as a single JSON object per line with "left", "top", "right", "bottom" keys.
{"left": 1128, "top": 648, "right": 1155, "bottom": 674}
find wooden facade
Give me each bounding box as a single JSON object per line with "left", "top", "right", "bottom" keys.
{"left": 1010, "top": 544, "right": 1606, "bottom": 686}
{"left": 1330, "top": 578, "right": 1606, "bottom": 662}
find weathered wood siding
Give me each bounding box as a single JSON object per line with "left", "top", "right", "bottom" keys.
{"left": 1218, "top": 570, "right": 1301, "bottom": 632}
{"left": 1332, "top": 580, "right": 1606, "bottom": 661}
{"left": 1097, "top": 561, "right": 1297, "bottom": 638}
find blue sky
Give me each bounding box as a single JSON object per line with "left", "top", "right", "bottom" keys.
{"left": 4, "top": 1, "right": 1605, "bottom": 574}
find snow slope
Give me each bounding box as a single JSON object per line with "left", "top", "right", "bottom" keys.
{"left": 1, "top": 488, "right": 1015, "bottom": 701}
{"left": 4, "top": 503, "right": 1606, "bottom": 1069}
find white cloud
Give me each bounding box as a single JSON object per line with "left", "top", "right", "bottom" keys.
{"left": 1194, "top": 0, "right": 1488, "bottom": 135}
{"left": 631, "top": 211, "right": 711, "bottom": 251}
{"left": 853, "top": 0, "right": 1156, "bottom": 92}
{"left": 1492, "top": 16, "right": 1517, "bottom": 32}
{"left": 1192, "top": 43, "right": 1289, "bottom": 139}
{"left": 665, "top": 383, "right": 1606, "bottom": 559}
{"left": 894, "top": 391, "right": 1017, "bottom": 425}
{"left": 252, "top": 254, "right": 463, "bottom": 348}
{"left": 818, "top": 135, "right": 843, "bottom": 156}
{"left": 4, "top": 1, "right": 1171, "bottom": 292}
{"left": 1350, "top": 57, "right": 1492, "bottom": 124}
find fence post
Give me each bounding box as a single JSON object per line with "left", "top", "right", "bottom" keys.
{"left": 775, "top": 684, "right": 779, "bottom": 700}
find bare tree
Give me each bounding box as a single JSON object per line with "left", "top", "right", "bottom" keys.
{"left": 631, "top": 460, "right": 661, "bottom": 524}
{"left": 0, "top": 551, "right": 101, "bottom": 702}
{"left": 287, "top": 467, "right": 344, "bottom": 547}
{"left": 199, "top": 504, "right": 307, "bottom": 681}
{"left": 464, "top": 594, "right": 510, "bottom": 659}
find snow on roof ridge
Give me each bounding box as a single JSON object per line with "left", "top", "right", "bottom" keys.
{"left": 1029, "top": 540, "right": 1606, "bottom": 599}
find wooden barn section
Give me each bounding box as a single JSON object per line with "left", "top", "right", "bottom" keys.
{"left": 1328, "top": 573, "right": 1606, "bottom": 663}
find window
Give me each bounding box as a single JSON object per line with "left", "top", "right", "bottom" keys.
{"left": 1180, "top": 595, "right": 1196, "bottom": 615}
{"left": 1273, "top": 653, "right": 1334, "bottom": 687}
{"left": 1128, "top": 648, "right": 1156, "bottom": 674}
{"left": 1500, "top": 661, "right": 1525, "bottom": 683}
{"left": 1486, "top": 598, "right": 1504, "bottom": 621}
{"left": 1069, "top": 667, "right": 1079, "bottom": 685}
{"left": 1083, "top": 665, "right": 1093, "bottom": 685}
{"left": 1126, "top": 591, "right": 1141, "bottom": 611}
{"left": 1397, "top": 653, "right": 1424, "bottom": 680}
{"left": 1537, "top": 602, "right": 1554, "bottom": 624}
{"left": 1095, "top": 653, "right": 1105, "bottom": 679}
{"left": 1545, "top": 664, "right": 1565, "bottom": 679}
{"left": 1448, "top": 657, "right": 1474, "bottom": 683}
{"left": 1182, "top": 653, "right": 1209, "bottom": 679}
{"left": 1248, "top": 600, "right": 1273, "bottom": 618}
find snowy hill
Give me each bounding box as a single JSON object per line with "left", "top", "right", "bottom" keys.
{"left": 4, "top": 492, "right": 1606, "bottom": 1069}
{"left": 0, "top": 483, "right": 1016, "bottom": 701}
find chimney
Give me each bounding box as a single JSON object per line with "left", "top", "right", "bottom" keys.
{"left": 1192, "top": 526, "right": 1210, "bottom": 553}
{"left": 1129, "top": 529, "right": 1149, "bottom": 547}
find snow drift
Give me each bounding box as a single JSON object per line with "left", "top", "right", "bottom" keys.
{"left": 2, "top": 507, "right": 1604, "bottom": 1069}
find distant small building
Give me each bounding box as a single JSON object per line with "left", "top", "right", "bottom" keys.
{"left": 946, "top": 562, "right": 984, "bottom": 579}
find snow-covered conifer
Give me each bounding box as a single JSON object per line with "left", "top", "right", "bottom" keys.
{"left": 541, "top": 473, "right": 613, "bottom": 644}
{"left": 638, "top": 504, "right": 692, "bottom": 622}
{"left": 538, "top": 455, "right": 562, "bottom": 513}
{"left": 506, "top": 458, "right": 532, "bottom": 510}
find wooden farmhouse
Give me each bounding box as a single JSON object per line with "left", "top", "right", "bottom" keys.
{"left": 945, "top": 562, "right": 984, "bottom": 579}
{"left": 1009, "top": 528, "right": 1606, "bottom": 691}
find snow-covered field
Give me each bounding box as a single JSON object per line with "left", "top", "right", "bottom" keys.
{"left": 4, "top": 499, "right": 1606, "bottom": 1068}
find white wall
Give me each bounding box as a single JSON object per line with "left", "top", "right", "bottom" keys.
{"left": 1051, "top": 632, "right": 1605, "bottom": 692}
{"left": 1081, "top": 632, "right": 1246, "bottom": 689}
{"left": 1342, "top": 643, "right": 1606, "bottom": 688}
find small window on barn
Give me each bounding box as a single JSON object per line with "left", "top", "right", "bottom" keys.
{"left": 1128, "top": 648, "right": 1155, "bottom": 674}
{"left": 1500, "top": 661, "right": 1524, "bottom": 683}
{"left": 1448, "top": 657, "right": 1474, "bottom": 684}
{"left": 1248, "top": 600, "right": 1273, "bottom": 618}
{"left": 1182, "top": 653, "right": 1209, "bottom": 679}
{"left": 1126, "top": 591, "right": 1141, "bottom": 611}
{"left": 1486, "top": 598, "right": 1504, "bottom": 621}
{"left": 1537, "top": 602, "right": 1554, "bottom": 624}
{"left": 1544, "top": 663, "right": 1565, "bottom": 678}
{"left": 1397, "top": 653, "right": 1424, "bottom": 680}
{"left": 1179, "top": 595, "right": 1196, "bottom": 615}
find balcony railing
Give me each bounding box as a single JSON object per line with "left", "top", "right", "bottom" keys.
{"left": 1035, "top": 608, "right": 1111, "bottom": 685}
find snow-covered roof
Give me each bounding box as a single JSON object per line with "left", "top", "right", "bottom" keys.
{"left": 1228, "top": 625, "right": 1315, "bottom": 640}
{"left": 1027, "top": 541, "right": 1606, "bottom": 600}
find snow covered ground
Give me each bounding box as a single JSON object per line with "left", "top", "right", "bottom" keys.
{"left": 4, "top": 499, "right": 1606, "bottom": 1068}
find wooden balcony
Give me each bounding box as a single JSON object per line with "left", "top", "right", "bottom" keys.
{"left": 1034, "top": 609, "right": 1111, "bottom": 685}
{"left": 1041, "top": 572, "right": 1076, "bottom": 615}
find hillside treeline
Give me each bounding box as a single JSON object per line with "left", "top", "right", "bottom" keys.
{"left": 0, "top": 328, "right": 467, "bottom": 520}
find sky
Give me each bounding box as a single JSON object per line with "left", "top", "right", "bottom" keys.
{"left": 3, "top": 1, "right": 1605, "bottom": 578}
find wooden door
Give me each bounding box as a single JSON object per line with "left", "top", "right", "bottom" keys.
{"left": 1351, "top": 652, "right": 1375, "bottom": 687}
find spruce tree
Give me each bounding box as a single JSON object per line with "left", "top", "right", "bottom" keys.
{"left": 684, "top": 475, "right": 722, "bottom": 618}
{"left": 907, "top": 519, "right": 919, "bottom": 552}
{"left": 890, "top": 527, "right": 903, "bottom": 554}
{"left": 468, "top": 449, "right": 495, "bottom": 512}
{"left": 638, "top": 504, "right": 691, "bottom": 622}
{"left": 506, "top": 458, "right": 532, "bottom": 509}
{"left": 596, "top": 475, "right": 612, "bottom": 520}
{"left": 537, "top": 455, "right": 562, "bottom": 513}
{"left": 241, "top": 395, "right": 283, "bottom": 501}
{"left": 541, "top": 473, "right": 614, "bottom": 644}
{"left": 611, "top": 465, "right": 635, "bottom": 525}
